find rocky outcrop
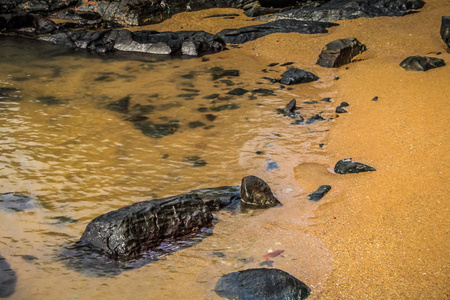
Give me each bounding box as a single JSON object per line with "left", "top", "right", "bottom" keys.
{"left": 240, "top": 175, "right": 281, "bottom": 208}
{"left": 0, "top": 192, "right": 38, "bottom": 213}
{"left": 308, "top": 185, "right": 331, "bottom": 201}
{"left": 317, "top": 37, "right": 366, "bottom": 68}
{"left": 399, "top": 56, "right": 446, "bottom": 71}
{"left": 334, "top": 158, "right": 376, "bottom": 174}
{"left": 280, "top": 68, "right": 319, "bottom": 85}
{"left": 215, "top": 268, "right": 310, "bottom": 300}
{"left": 79, "top": 193, "right": 225, "bottom": 260}
{"left": 0, "top": 254, "right": 16, "bottom": 298}
{"left": 217, "top": 19, "right": 337, "bottom": 44}
{"left": 441, "top": 16, "right": 450, "bottom": 48}
{"left": 256, "top": 0, "right": 425, "bottom": 22}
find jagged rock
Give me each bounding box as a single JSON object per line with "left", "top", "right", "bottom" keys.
{"left": 105, "top": 95, "right": 130, "bottom": 113}
{"left": 317, "top": 37, "right": 366, "bottom": 68}
{"left": 80, "top": 194, "right": 222, "bottom": 260}
{"left": 217, "top": 19, "right": 337, "bottom": 44}
{"left": 283, "top": 99, "right": 297, "bottom": 115}
{"left": 280, "top": 68, "right": 319, "bottom": 85}
{"left": 334, "top": 158, "right": 376, "bottom": 174}
{"left": 441, "top": 16, "right": 450, "bottom": 48}
{"left": 257, "top": 0, "right": 425, "bottom": 22}
{"left": 240, "top": 175, "right": 281, "bottom": 208}
{"left": 0, "top": 192, "right": 38, "bottom": 213}
{"left": 189, "top": 185, "right": 240, "bottom": 211}
{"left": 399, "top": 56, "right": 446, "bottom": 71}
{"left": 0, "top": 254, "right": 16, "bottom": 298}
{"left": 305, "top": 114, "right": 325, "bottom": 124}
{"left": 215, "top": 268, "right": 310, "bottom": 300}
{"left": 308, "top": 185, "right": 331, "bottom": 201}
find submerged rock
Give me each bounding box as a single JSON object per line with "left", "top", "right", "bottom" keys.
{"left": 105, "top": 95, "right": 130, "bottom": 113}
{"left": 0, "top": 254, "right": 17, "bottom": 298}
{"left": 308, "top": 185, "right": 331, "bottom": 201}
{"left": 400, "top": 56, "right": 446, "bottom": 71}
{"left": 217, "top": 19, "right": 337, "bottom": 44}
{"left": 280, "top": 68, "right": 319, "bottom": 85}
{"left": 0, "top": 192, "right": 38, "bottom": 213}
{"left": 441, "top": 16, "right": 450, "bottom": 48}
{"left": 317, "top": 37, "right": 366, "bottom": 68}
{"left": 134, "top": 121, "right": 180, "bottom": 138}
{"left": 334, "top": 158, "right": 376, "bottom": 174}
{"left": 257, "top": 0, "right": 425, "bottom": 22}
{"left": 240, "top": 175, "right": 281, "bottom": 208}
{"left": 80, "top": 194, "right": 216, "bottom": 260}
{"left": 215, "top": 268, "right": 310, "bottom": 300}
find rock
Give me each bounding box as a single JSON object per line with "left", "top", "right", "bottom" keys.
{"left": 0, "top": 254, "right": 16, "bottom": 298}
{"left": 334, "top": 158, "right": 376, "bottom": 174}
{"left": 257, "top": 0, "right": 425, "bottom": 22}
{"left": 134, "top": 121, "right": 180, "bottom": 138}
{"left": 240, "top": 175, "right": 281, "bottom": 208}
{"left": 400, "top": 56, "right": 446, "bottom": 71}
{"left": 209, "top": 67, "right": 240, "bottom": 80}
{"left": 335, "top": 106, "right": 347, "bottom": 113}
{"left": 105, "top": 95, "right": 130, "bottom": 113}
{"left": 0, "top": 87, "right": 21, "bottom": 101}
{"left": 217, "top": 19, "right": 337, "bottom": 44}
{"left": 34, "top": 16, "right": 57, "bottom": 34}
{"left": 0, "top": 192, "right": 38, "bottom": 213}
{"left": 210, "top": 103, "right": 240, "bottom": 111}
{"left": 308, "top": 185, "right": 331, "bottom": 201}
{"left": 283, "top": 99, "right": 297, "bottom": 115}
{"left": 317, "top": 37, "right": 366, "bottom": 68}
{"left": 280, "top": 68, "right": 319, "bottom": 85}
{"left": 80, "top": 194, "right": 217, "bottom": 260}
{"left": 189, "top": 185, "right": 240, "bottom": 211}
{"left": 305, "top": 114, "right": 325, "bottom": 124}
{"left": 188, "top": 121, "right": 205, "bottom": 128}
{"left": 266, "top": 161, "right": 279, "bottom": 171}
{"left": 227, "top": 88, "right": 249, "bottom": 95}
{"left": 215, "top": 268, "right": 310, "bottom": 300}
{"left": 441, "top": 16, "right": 450, "bottom": 48}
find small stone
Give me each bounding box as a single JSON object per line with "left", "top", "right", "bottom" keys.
{"left": 240, "top": 176, "right": 280, "bottom": 208}
{"left": 334, "top": 158, "right": 376, "bottom": 174}
{"left": 106, "top": 95, "right": 130, "bottom": 113}
{"left": 336, "top": 106, "right": 347, "bottom": 113}
{"left": 280, "top": 68, "right": 319, "bottom": 85}
{"left": 188, "top": 121, "right": 206, "bottom": 128}
{"left": 308, "top": 185, "right": 331, "bottom": 201}
{"left": 371, "top": 96, "right": 379, "bottom": 101}
{"left": 266, "top": 161, "right": 279, "bottom": 171}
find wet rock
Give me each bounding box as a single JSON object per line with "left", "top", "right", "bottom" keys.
{"left": 35, "top": 95, "right": 63, "bottom": 105}
{"left": 193, "top": 160, "right": 207, "bottom": 167}
{"left": 217, "top": 19, "right": 337, "bottom": 44}
{"left": 134, "top": 121, "right": 180, "bottom": 138}
{"left": 0, "top": 13, "right": 34, "bottom": 29}
{"left": 105, "top": 95, "right": 130, "bottom": 113}
{"left": 227, "top": 88, "right": 249, "bottom": 95}
{"left": 209, "top": 67, "right": 240, "bottom": 80}
{"left": 215, "top": 268, "right": 310, "bottom": 300}
{"left": 210, "top": 103, "right": 240, "bottom": 111}
{"left": 266, "top": 161, "right": 279, "bottom": 171}
{"left": 203, "top": 93, "right": 220, "bottom": 100}
{"left": 205, "top": 114, "right": 217, "bottom": 121}
{"left": 252, "top": 88, "right": 276, "bottom": 96}
{"left": 282, "top": 99, "right": 297, "bottom": 115}
{"left": 240, "top": 175, "right": 281, "bottom": 208}
{"left": 257, "top": 0, "right": 425, "bottom": 22}
{"left": 399, "top": 56, "right": 446, "bottom": 71}
{"left": 189, "top": 185, "right": 240, "bottom": 211}
{"left": 0, "top": 87, "right": 21, "bottom": 101}
{"left": 80, "top": 194, "right": 216, "bottom": 260}
{"left": 371, "top": 96, "right": 379, "bottom": 101}
{"left": 0, "top": 254, "right": 17, "bottom": 298}
{"left": 335, "top": 106, "right": 347, "bottom": 113}
{"left": 308, "top": 185, "right": 331, "bottom": 201}
{"left": 334, "top": 158, "right": 376, "bottom": 174}
{"left": 0, "top": 192, "right": 38, "bottom": 213}
{"left": 321, "top": 97, "right": 332, "bottom": 102}
{"left": 188, "top": 121, "right": 206, "bottom": 128}
{"left": 317, "top": 37, "right": 366, "bottom": 68}
{"left": 280, "top": 68, "right": 319, "bottom": 85}
{"left": 441, "top": 16, "right": 450, "bottom": 48}
{"left": 305, "top": 114, "right": 325, "bottom": 124}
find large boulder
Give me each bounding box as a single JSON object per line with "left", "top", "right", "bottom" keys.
{"left": 0, "top": 254, "right": 17, "bottom": 298}
{"left": 215, "top": 268, "right": 310, "bottom": 300}
{"left": 217, "top": 19, "right": 337, "bottom": 44}
{"left": 240, "top": 175, "right": 281, "bottom": 208}
{"left": 80, "top": 193, "right": 223, "bottom": 260}
{"left": 441, "top": 16, "right": 450, "bottom": 48}
{"left": 399, "top": 56, "right": 446, "bottom": 71}
{"left": 257, "top": 0, "right": 425, "bottom": 22}
{"left": 317, "top": 37, "right": 366, "bottom": 68}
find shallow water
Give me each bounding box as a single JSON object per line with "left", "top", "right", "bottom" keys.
{"left": 0, "top": 35, "right": 336, "bottom": 299}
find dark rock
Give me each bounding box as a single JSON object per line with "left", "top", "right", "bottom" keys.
{"left": 105, "top": 95, "right": 130, "bottom": 113}
{"left": 34, "top": 16, "right": 57, "bottom": 34}
{"left": 317, "top": 37, "right": 366, "bottom": 68}
{"left": 268, "top": 62, "right": 279, "bottom": 66}
{"left": 217, "top": 19, "right": 337, "bottom": 44}
{"left": 256, "top": 151, "right": 265, "bottom": 155}
{"left": 252, "top": 88, "right": 276, "bottom": 96}
{"left": 266, "top": 161, "right": 279, "bottom": 171}
{"left": 280, "top": 68, "right": 319, "bottom": 85}
{"left": 189, "top": 185, "right": 240, "bottom": 211}
{"left": 334, "top": 158, "right": 376, "bottom": 174}
{"left": 80, "top": 194, "right": 215, "bottom": 260}
{"left": 283, "top": 99, "right": 297, "bottom": 115}
{"left": 290, "top": 118, "right": 304, "bottom": 125}
{"left": 0, "top": 87, "right": 21, "bottom": 101}
{"left": 188, "top": 121, "right": 205, "bottom": 128}
{"left": 257, "top": 0, "right": 425, "bottom": 22}
{"left": 134, "top": 121, "right": 180, "bottom": 138}
{"left": 371, "top": 96, "right": 379, "bottom": 101}
{"left": 441, "top": 16, "right": 450, "bottom": 48}
{"left": 399, "top": 56, "right": 446, "bottom": 71}
{"left": 321, "top": 97, "right": 332, "bottom": 102}
{"left": 227, "top": 88, "right": 249, "bottom": 95}
{"left": 193, "top": 160, "right": 207, "bottom": 167}
{"left": 0, "top": 13, "right": 34, "bottom": 29}
{"left": 210, "top": 67, "right": 240, "bottom": 80}
{"left": 262, "top": 76, "right": 279, "bottom": 84}
{"left": 0, "top": 254, "right": 16, "bottom": 298}
{"left": 0, "top": 192, "right": 38, "bottom": 213}
{"left": 35, "top": 95, "right": 63, "bottom": 105}
{"left": 335, "top": 106, "right": 347, "bottom": 113}
{"left": 308, "top": 185, "right": 331, "bottom": 201}
{"left": 305, "top": 114, "right": 325, "bottom": 124}
{"left": 203, "top": 93, "right": 220, "bottom": 99}
{"left": 304, "top": 100, "right": 317, "bottom": 104}
{"left": 340, "top": 101, "right": 349, "bottom": 107}
{"left": 204, "top": 13, "right": 240, "bottom": 19}
{"left": 240, "top": 175, "right": 281, "bottom": 208}
{"left": 205, "top": 114, "right": 217, "bottom": 121}
{"left": 210, "top": 103, "right": 240, "bottom": 111}
{"left": 280, "top": 62, "right": 295, "bottom": 66}
{"left": 215, "top": 268, "right": 310, "bottom": 300}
